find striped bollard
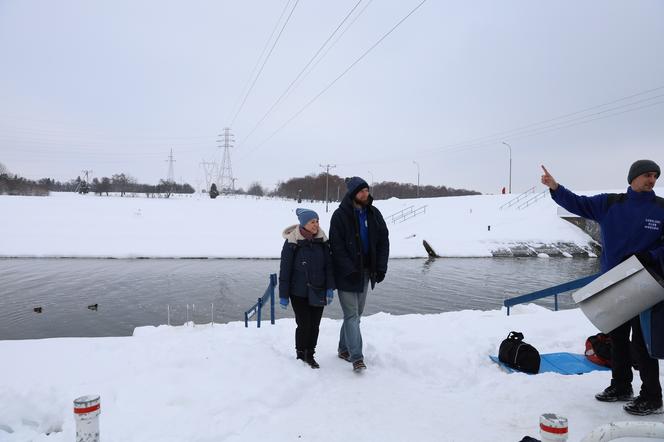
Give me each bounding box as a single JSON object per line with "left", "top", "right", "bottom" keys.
{"left": 540, "top": 413, "right": 568, "bottom": 441}
{"left": 74, "top": 395, "right": 100, "bottom": 442}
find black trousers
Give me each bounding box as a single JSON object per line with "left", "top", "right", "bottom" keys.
{"left": 290, "top": 295, "right": 324, "bottom": 353}
{"left": 609, "top": 315, "right": 662, "bottom": 401}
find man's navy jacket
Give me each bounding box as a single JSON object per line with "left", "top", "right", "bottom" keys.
{"left": 551, "top": 185, "right": 664, "bottom": 272}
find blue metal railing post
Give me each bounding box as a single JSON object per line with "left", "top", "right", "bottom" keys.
{"left": 270, "top": 274, "right": 277, "bottom": 325}
{"left": 256, "top": 298, "right": 263, "bottom": 328}
{"left": 244, "top": 312, "right": 249, "bottom": 327}
{"left": 554, "top": 294, "right": 559, "bottom": 311}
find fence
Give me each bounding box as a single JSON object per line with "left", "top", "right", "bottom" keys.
{"left": 504, "top": 273, "right": 600, "bottom": 315}
{"left": 244, "top": 273, "right": 277, "bottom": 328}
{"left": 385, "top": 205, "right": 427, "bottom": 224}
{"left": 499, "top": 187, "right": 535, "bottom": 210}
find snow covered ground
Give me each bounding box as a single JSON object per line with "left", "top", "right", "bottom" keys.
{"left": 0, "top": 190, "right": 596, "bottom": 258}
{"left": 4, "top": 189, "right": 653, "bottom": 441}
{"left": 1, "top": 305, "right": 661, "bottom": 442}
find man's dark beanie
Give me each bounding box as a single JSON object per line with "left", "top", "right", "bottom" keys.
{"left": 628, "top": 159, "right": 660, "bottom": 184}
{"left": 345, "top": 176, "right": 369, "bottom": 198}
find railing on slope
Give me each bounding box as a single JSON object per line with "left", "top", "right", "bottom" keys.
{"left": 499, "top": 186, "right": 535, "bottom": 210}
{"left": 504, "top": 273, "right": 600, "bottom": 315}
{"left": 244, "top": 273, "right": 277, "bottom": 328}
{"left": 385, "top": 205, "right": 428, "bottom": 224}
{"left": 515, "top": 190, "right": 548, "bottom": 210}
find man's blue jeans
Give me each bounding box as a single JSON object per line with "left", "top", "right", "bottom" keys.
{"left": 338, "top": 273, "right": 369, "bottom": 363}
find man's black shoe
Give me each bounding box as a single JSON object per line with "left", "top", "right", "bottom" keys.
{"left": 594, "top": 385, "right": 634, "bottom": 402}
{"left": 624, "top": 396, "right": 664, "bottom": 415}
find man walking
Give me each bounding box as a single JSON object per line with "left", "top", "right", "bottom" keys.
{"left": 541, "top": 160, "right": 664, "bottom": 415}
{"left": 329, "top": 176, "right": 389, "bottom": 371}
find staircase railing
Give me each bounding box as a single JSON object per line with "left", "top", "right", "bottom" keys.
{"left": 385, "top": 205, "right": 428, "bottom": 224}
{"left": 499, "top": 186, "right": 535, "bottom": 210}
{"left": 244, "top": 273, "right": 277, "bottom": 328}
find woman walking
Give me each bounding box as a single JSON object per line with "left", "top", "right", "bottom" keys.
{"left": 279, "top": 208, "right": 335, "bottom": 368}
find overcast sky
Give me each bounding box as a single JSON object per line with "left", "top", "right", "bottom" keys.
{"left": 1, "top": 0, "right": 663, "bottom": 194}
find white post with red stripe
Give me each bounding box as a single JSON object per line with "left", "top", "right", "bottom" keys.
{"left": 540, "top": 413, "right": 568, "bottom": 441}
{"left": 74, "top": 395, "right": 100, "bottom": 442}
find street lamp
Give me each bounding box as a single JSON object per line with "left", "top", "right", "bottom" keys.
{"left": 368, "top": 170, "right": 375, "bottom": 199}
{"left": 502, "top": 141, "right": 512, "bottom": 194}
{"left": 413, "top": 161, "right": 420, "bottom": 198}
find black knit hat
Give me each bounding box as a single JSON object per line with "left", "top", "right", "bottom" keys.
{"left": 628, "top": 159, "right": 660, "bottom": 184}
{"left": 345, "top": 176, "right": 369, "bottom": 199}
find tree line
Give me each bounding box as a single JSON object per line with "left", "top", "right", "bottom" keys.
{"left": 267, "top": 173, "right": 480, "bottom": 201}
{"left": 0, "top": 163, "right": 194, "bottom": 197}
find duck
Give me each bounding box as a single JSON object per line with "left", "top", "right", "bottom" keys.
{"left": 87, "top": 304, "right": 98, "bottom": 311}
{"left": 33, "top": 307, "right": 43, "bottom": 313}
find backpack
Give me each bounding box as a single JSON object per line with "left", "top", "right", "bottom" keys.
{"left": 498, "top": 331, "right": 541, "bottom": 374}
{"left": 585, "top": 333, "right": 612, "bottom": 367}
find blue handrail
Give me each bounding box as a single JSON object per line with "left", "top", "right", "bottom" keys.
{"left": 244, "top": 273, "right": 277, "bottom": 327}
{"left": 504, "top": 273, "right": 601, "bottom": 315}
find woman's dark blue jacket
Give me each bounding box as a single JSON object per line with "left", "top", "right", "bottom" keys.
{"left": 279, "top": 225, "right": 335, "bottom": 300}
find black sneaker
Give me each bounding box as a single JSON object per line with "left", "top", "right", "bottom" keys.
{"left": 352, "top": 359, "right": 367, "bottom": 371}
{"left": 595, "top": 385, "right": 634, "bottom": 402}
{"left": 623, "top": 396, "right": 664, "bottom": 416}
{"left": 338, "top": 351, "right": 351, "bottom": 362}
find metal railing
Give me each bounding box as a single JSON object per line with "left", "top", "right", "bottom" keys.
{"left": 244, "top": 273, "right": 277, "bottom": 328}
{"left": 504, "top": 273, "right": 600, "bottom": 315}
{"left": 499, "top": 186, "right": 535, "bottom": 210}
{"left": 385, "top": 205, "right": 427, "bottom": 224}
{"left": 515, "top": 190, "right": 548, "bottom": 210}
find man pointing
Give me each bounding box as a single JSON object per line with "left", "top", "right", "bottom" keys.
{"left": 541, "top": 160, "right": 664, "bottom": 415}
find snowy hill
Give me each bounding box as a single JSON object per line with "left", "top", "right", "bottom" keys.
{"left": 0, "top": 190, "right": 598, "bottom": 258}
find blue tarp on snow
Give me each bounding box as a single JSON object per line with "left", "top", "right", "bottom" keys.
{"left": 489, "top": 352, "right": 610, "bottom": 375}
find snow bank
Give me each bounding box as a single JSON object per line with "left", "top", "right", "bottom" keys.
{"left": 1, "top": 306, "right": 661, "bottom": 441}
{"left": 0, "top": 191, "right": 595, "bottom": 258}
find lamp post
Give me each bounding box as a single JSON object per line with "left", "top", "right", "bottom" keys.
{"left": 413, "top": 161, "right": 420, "bottom": 198}
{"left": 502, "top": 141, "right": 512, "bottom": 194}
{"left": 367, "top": 170, "right": 375, "bottom": 198}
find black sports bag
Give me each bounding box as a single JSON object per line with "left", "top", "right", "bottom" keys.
{"left": 498, "top": 331, "right": 541, "bottom": 374}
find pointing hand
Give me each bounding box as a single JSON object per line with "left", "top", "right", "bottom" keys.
{"left": 540, "top": 165, "right": 559, "bottom": 191}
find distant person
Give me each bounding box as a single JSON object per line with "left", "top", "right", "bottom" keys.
{"left": 329, "top": 177, "right": 389, "bottom": 371}
{"left": 278, "top": 208, "right": 335, "bottom": 369}
{"left": 541, "top": 160, "right": 664, "bottom": 415}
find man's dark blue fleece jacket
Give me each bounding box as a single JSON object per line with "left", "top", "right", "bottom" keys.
{"left": 551, "top": 185, "right": 664, "bottom": 272}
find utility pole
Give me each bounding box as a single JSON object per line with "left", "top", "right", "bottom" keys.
{"left": 502, "top": 141, "right": 512, "bottom": 194}
{"left": 413, "top": 161, "right": 420, "bottom": 198}
{"left": 200, "top": 160, "right": 216, "bottom": 192}
{"left": 165, "top": 149, "right": 176, "bottom": 183}
{"left": 319, "top": 163, "right": 336, "bottom": 213}
{"left": 217, "top": 128, "right": 235, "bottom": 194}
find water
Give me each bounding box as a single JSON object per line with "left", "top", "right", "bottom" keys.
{"left": 0, "top": 257, "right": 600, "bottom": 340}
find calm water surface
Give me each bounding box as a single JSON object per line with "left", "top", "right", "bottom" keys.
{"left": 0, "top": 258, "right": 600, "bottom": 340}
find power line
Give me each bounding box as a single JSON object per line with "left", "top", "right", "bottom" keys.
{"left": 238, "top": 0, "right": 365, "bottom": 148}
{"left": 229, "top": 0, "right": 301, "bottom": 127}
{"left": 419, "top": 86, "right": 664, "bottom": 154}
{"left": 242, "top": 0, "right": 428, "bottom": 158}
{"left": 226, "top": 0, "right": 293, "bottom": 125}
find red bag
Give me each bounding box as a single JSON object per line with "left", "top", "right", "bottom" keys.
{"left": 585, "top": 333, "right": 612, "bottom": 367}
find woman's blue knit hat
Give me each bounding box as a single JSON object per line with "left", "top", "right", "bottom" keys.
{"left": 296, "top": 208, "right": 318, "bottom": 227}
